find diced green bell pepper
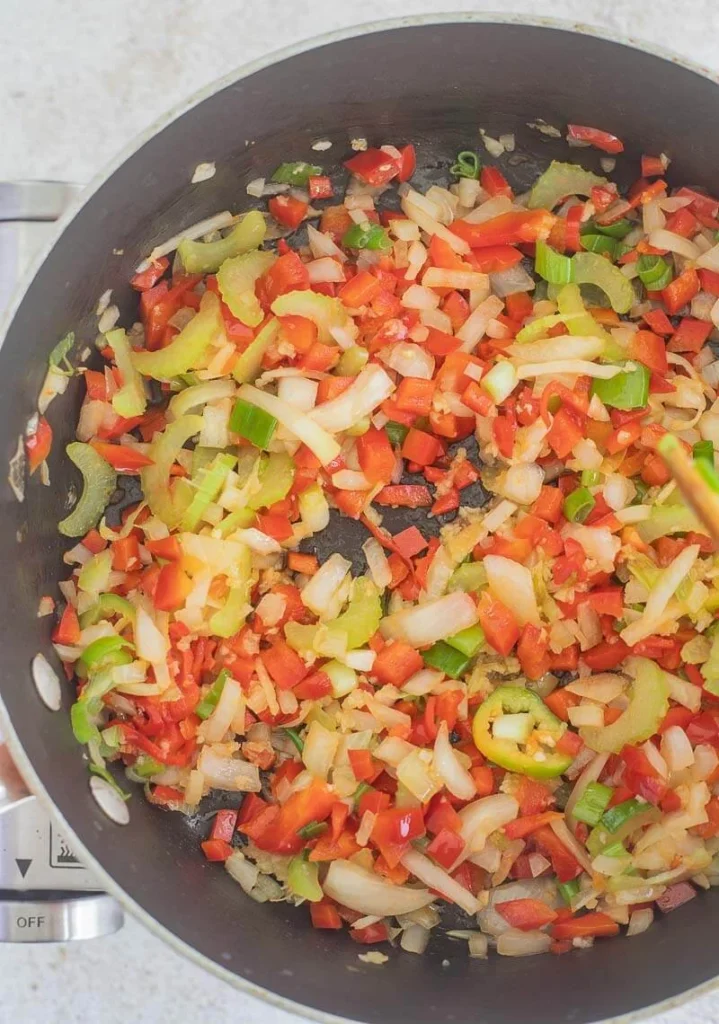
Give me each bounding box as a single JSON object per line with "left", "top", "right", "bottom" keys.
{"left": 196, "top": 668, "right": 230, "bottom": 720}
{"left": 591, "top": 363, "right": 649, "bottom": 410}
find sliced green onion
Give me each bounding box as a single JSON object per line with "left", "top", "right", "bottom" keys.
{"left": 600, "top": 797, "right": 646, "bottom": 833}
{"left": 693, "top": 440, "right": 714, "bottom": 464}
{"left": 422, "top": 641, "right": 471, "bottom": 679}
{"left": 196, "top": 669, "right": 229, "bottom": 720}
{"left": 586, "top": 218, "right": 634, "bottom": 239}
{"left": 637, "top": 255, "right": 673, "bottom": 292}
{"left": 557, "top": 878, "right": 580, "bottom": 904}
{"left": 48, "top": 331, "right": 75, "bottom": 374}
{"left": 230, "top": 399, "right": 278, "bottom": 448}
{"left": 446, "top": 624, "right": 485, "bottom": 658}
{"left": 450, "top": 150, "right": 480, "bottom": 179}
{"left": 271, "top": 161, "right": 322, "bottom": 186}
{"left": 572, "top": 781, "right": 614, "bottom": 826}
{"left": 581, "top": 469, "right": 601, "bottom": 487}
{"left": 563, "top": 486, "right": 596, "bottom": 524}
{"left": 385, "top": 421, "right": 409, "bottom": 446}
{"left": 341, "top": 223, "right": 391, "bottom": 251}
{"left": 284, "top": 727, "right": 305, "bottom": 754}
{"left": 535, "top": 240, "right": 575, "bottom": 285}
{"left": 352, "top": 782, "right": 373, "bottom": 806}
{"left": 296, "top": 820, "right": 328, "bottom": 839}
{"left": 580, "top": 234, "right": 618, "bottom": 259}
{"left": 591, "top": 363, "right": 650, "bottom": 410}
{"left": 695, "top": 456, "right": 719, "bottom": 494}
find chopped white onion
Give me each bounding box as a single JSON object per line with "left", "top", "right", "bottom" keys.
{"left": 503, "top": 463, "right": 544, "bottom": 505}
{"left": 380, "top": 592, "right": 479, "bottom": 647}
{"left": 457, "top": 296, "right": 505, "bottom": 353}
{"left": 433, "top": 722, "right": 476, "bottom": 801}
{"left": 323, "top": 859, "right": 434, "bottom": 916}
{"left": 362, "top": 537, "right": 391, "bottom": 590}
{"left": 484, "top": 555, "right": 540, "bottom": 626}
{"left": 196, "top": 748, "right": 261, "bottom": 792}
{"left": 401, "top": 848, "right": 479, "bottom": 915}
{"left": 648, "top": 229, "right": 700, "bottom": 260}
{"left": 310, "top": 366, "right": 395, "bottom": 433}
{"left": 238, "top": 384, "right": 340, "bottom": 466}
{"left": 301, "top": 553, "right": 351, "bottom": 615}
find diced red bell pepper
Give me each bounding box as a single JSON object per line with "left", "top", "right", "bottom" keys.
{"left": 546, "top": 406, "right": 584, "bottom": 459}
{"left": 641, "top": 155, "right": 666, "bottom": 178}
{"left": 268, "top": 194, "right": 308, "bottom": 230}
{"left": 517, "top": 624, "right": 550, "bottom": 681}
{"left": 469, "top": 244, "right": 524, "bottom": 274}
{"left": 357, "top": 426, "right": 396, "bottom": 484}
{"left": 240, "top": 779, "right": 335, "bottom": 854}
{"left": 551, "top": 912, "right": 619, "bottom": 939}
{"left": 532, "top": 485, "right": 563, "bottom": 524}
{"left": 310, "top": 901, "right": 343, "bottom": 929}
{"left": 497, "top": 898, "right": 558, "bottom": 931}
{"left": 534, "top": 825, "right": 582, "bottom": 882}
{"left": 131, "top": 257, "right": 169, "bottom": 292}
{"left": 543, "top": 688, "right": 580, "bottom": 723}
{"left": 582, "top": 639, "right": 630, "bottom": 672}
{"left": 344, "top": 148, "right": 400, "bottom": 186}
{"left": 293, "top": 671, "right": 332, "bottom": 700}
{"left": 394, "top": 377, "right": 436, "bottom": 417}
{"left": 347, "top": 748, "right": 378, "bottom": 783}
{"left": 662, "top": 268, "right": 700, "bottom": 315}
{"left": 665, "top": 207, "right": 699, "bottom": 238}
{"left": 567, "top": 124, "right": 624, "bottom": 154}
{"left": 398, "top": 144, "right": 417, "bottom": 182}
{"left": 200, "top": 839, "right": 233, "bottom": 862}
{"left": 477, "top": 591, "right": 520, "bottom": 657}
{"left": 263, "top": 252, "right": 311, "bottom": 304}
{"left": 667, "top": 317, "right": 713, "bottom": 353}
{"left": 90, "top": 441, "right": 154, "bottom": 473}
{"left": 374, "top": 485, "right": 432, "bottom": 508}
{"left": 642, "top": 308, "right": 675, "bottom": 336}
{"left": 450, "top": 210, "right": 555, "bottom": 248}
{"left": 699, "top": 268, "right": 719, "bottom": 296}
{"left": 426, "top": 793, "right": 463, "bottom": 836}
{"left": 25, "top": 415, "right": 53, "bottom": 474}
{"left": 629, "top": 330, "right": 668, "bottom": 373}
{"left": 480, "top": 165, "right": 513, "bottom": 198}
{"left": 372, "top": 641, "right": 423, "bottom": 686}
{"left": 309, "top": 828, "right": 361, "bottom": 863}
{"left": 112, "top": 534, "right": 140, "bottom": 573}
{"left": 145, "top": 535, "right": 182, "bottom": 561}
{"left": 308, "top": 175, "right": 333, "bottom": 200}
{"left": 504, "top": 811, "right": 563, "bottom": 840}
{"left": 260, "top": 637, "right": 309, "bottom": 690}
{"left": 393, "top": 526, "right": 428, "bottom": 559}
{"left": 52, "top": 603, "right": 81, "bottom": 645}
{"left": 338, "top": 270, "right": 382, "bottom": 308}
{"left": 426, "top": 827, "right": 465, "bottom": 870}
{"left": 210, "top": 809, "right": 238, "bottom": 843}
{"left": 401, "top": 427, "right": 441, "bottom": 467}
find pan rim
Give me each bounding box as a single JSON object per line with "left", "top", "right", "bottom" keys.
{"left": 1, "top": 11, "right": 718, "bottom": 1024}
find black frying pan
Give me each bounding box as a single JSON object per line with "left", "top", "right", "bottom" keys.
{"left": 1, "top": 16, "right": 718, "bottom": 1024}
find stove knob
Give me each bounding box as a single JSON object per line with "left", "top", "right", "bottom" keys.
{"left": 0, "top": 893, "right": 122, "bottom": 942}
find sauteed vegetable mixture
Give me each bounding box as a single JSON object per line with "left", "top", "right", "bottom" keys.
{"left": 38, "top": 127, "right": 719, "bottom": 958}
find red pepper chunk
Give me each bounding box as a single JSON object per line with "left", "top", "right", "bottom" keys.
{"left": 90, "top": 441, "right": 154, "bottom": 473}
{"left": 356, "top": 426, "right": 396, "bottom": 484}
{"left": 426, "top": 828, "right": 465, "bottom": 870}
{"left": 534, "top": 825, "right": 582, "bottom": 882}
{"left": 401, "top": 427, "right": 441, "bottom": 467}
{"left": 52, "top": 603, "right": 81, "bottom": 646}
{"left": 210, "top": 809, "right": 238, "bottom": 843}
{"left": 516, "top": 623, "right": 550, "bottom": 681}
{"left": 629, "top": 330, "right": 668, "bottom": 373}
{"left": 344, "top": 148, "right": 400, "bottom": 186}
{"left": 567, "top": 124, "right": 624, "bottom": 154}
{"left": 668, "top": 317, "right": 713, "bottom": 354}
{"left": 450, "top": 210, "right": 555, "bottom": 249}
{"left": 131, "top": 257, "right": 169, "bottom": 292}
{"left": 497, "top": 898, "right": 558, "bottom": 931}
{"left": 260, "top": 637, "right": 309, "bottom": 690}
{"left": 551, "top": 912, "right": 619, "bottom": 940}
{"left": 375, "top": 485, "right": 432, "bottom": 508}
{"left": 240, "top": 779, "right": 335, "bottom": 854}
{"left": 398, "top": 145, "right": 417, "bottom": 183}
{"left": 25, "top": 415, "right": 53, "bottom": 474}
{"left": 477, "top": 591, "right": 520, "bottom": 657}
{"left": 263, "top": 252, "right": 311, "bottom": 303}
{"left": 372, "top": 641, "right": 423, "bottom": 686}
{"left": 268, "top": 195, "right": 308, "bottom": 230}
{"left": 153, "top": 562, "right": 192, "bottom": 612}
{"left": 310, "top": 901, "right": 343, "bottom": 929}
{"left": 201, "top": 839, "right": 233, "bottom": 862}
{"left": 308, "top": 175, "right": 333, "bottom": 200}
{"left": 662, "top": 268, "right": 700, "bottom": 315}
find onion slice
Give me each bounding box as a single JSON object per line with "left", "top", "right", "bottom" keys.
{"left": 323, "top": 859, "right": 434, "bottom": 916}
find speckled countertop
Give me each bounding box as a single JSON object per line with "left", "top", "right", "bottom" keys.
{"left": 2, "top": 1, "right": 719, "bottom": 1022}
